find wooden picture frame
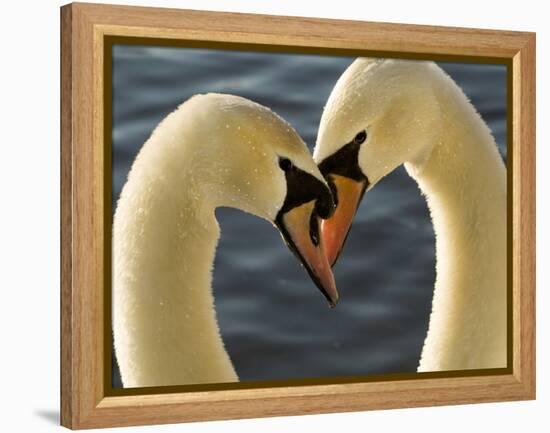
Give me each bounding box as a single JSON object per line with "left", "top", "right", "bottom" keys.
{"left": 60, "top": 2, "right": 536, "bottom": 429}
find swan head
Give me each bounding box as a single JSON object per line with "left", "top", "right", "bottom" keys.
{"left": 166, "top": 93, "right": 339, "bottom": 305}
{"left": 313, "top": 58, "right": 441, "bottom": 265}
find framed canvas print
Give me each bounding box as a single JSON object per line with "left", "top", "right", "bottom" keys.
{"left": 60, "top": 2, "right": 536, "bottom": 429}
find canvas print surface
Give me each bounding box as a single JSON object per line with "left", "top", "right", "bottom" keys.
{"left": 110, "top": 45, "right": 507, "bottom": 388}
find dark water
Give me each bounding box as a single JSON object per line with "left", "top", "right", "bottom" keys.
{"left": 111, "top": 45, "right": 507, "bottom": 387}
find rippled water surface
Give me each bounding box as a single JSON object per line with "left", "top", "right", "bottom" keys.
{"left": 111, "top": 45, "right": 507, "bottom": 386}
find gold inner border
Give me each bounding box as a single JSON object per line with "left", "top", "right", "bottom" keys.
{"left": 103, "top": 35, "right": 514, "bottom": 398}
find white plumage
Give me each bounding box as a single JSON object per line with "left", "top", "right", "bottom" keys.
{"left": 315, "top": 58, "right": 507, "bottom": 371}
{"left": 113, "top": 93, "right": 329, "bottom": 387}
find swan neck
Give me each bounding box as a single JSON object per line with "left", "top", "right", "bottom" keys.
{"left": 409, "top": 104, "right": 507, "bottom": 371}
{"left": 113, "top": 154, "right": 237, "bottom": 387}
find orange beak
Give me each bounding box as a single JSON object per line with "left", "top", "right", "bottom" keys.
{"left": 276, "top": 200, "right": 339, "bottom": 307}
{"left": 321, "top": 175, "right": 367, "bottom": 266}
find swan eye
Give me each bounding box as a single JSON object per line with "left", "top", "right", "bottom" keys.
{"left": 354, "top": 130, "right": 367, "bottom": 145}
{"left": 279, "top": 157, "right": 293, "bottom": 171}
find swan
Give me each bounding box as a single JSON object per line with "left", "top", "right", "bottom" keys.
{"left": 314, "top": 58, "right": 506, "bottom": 372}
{"left": 113, "top": 93, "right": 338, "bottom": 387}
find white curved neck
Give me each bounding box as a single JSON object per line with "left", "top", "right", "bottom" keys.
{"left": 408, "top": 97, "right": 507, "bottom": 371}
{"left": 113, "top": 156, "right": 238, "bottom": 388}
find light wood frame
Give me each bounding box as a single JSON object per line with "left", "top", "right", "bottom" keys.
{"left": 60, "top": 2, "right": 536, "bottom": 429}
